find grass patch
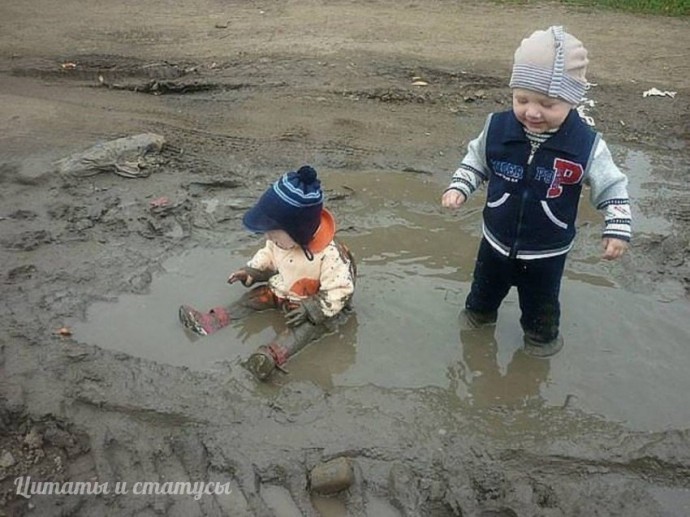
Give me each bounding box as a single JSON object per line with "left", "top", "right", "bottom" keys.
{"left": 496, "top": 0, "right": 689, "bottom": 16}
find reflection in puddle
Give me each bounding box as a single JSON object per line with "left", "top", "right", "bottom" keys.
{"left": 311, "top": 495, "right": 401, "bottom": 517}
{"left": 74, "top": 169, "right": 690, "bottom": 432}
{"left": 620, "top": 148, "right": 676, "bottom": 235}
{"left": 311, "top": 496, "right": 348, "bottom": 517}
{"left": 454, "top": 325, "right": 550, "bottom": 407}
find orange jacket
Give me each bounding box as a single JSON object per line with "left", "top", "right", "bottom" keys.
{"left": 247, "top": 210, "right": 355, "bottom": 318}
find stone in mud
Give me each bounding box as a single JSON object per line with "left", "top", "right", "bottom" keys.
{"left": 309, "top": 457, "right": 355, "bottom": 495}
{"left": 0, "top": 450, "right": 16, "bottom": 468}
{"left": 23, "top": 428, "right": 43, "bottom": 450}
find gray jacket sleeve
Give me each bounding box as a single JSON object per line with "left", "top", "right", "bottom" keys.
{"left": 445, "top": 116, "right": 492, "bottom": 199}
{"left": 585, "top": 138, "right": 632, "bottom": 242}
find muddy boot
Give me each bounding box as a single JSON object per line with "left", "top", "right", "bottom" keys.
{"left": 178, "top": 305, "right": 231, "bottom": 336}
{"left": 522, "top": 334, "right": 564, "bottom": 358}
{"left": 459, "top": 308, "right": 497, "bottom": 329}
{"left": 246, "top": 346, "right": 278, "bottom": 380}
{"left": 246, "top": 322, "right": 325, "bottom": 381}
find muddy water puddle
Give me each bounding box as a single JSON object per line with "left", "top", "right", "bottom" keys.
{"left": 74, "top": 154, "right": 690, "bottom": 432}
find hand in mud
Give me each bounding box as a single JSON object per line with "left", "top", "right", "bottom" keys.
{"left": 284, "top": 304, "right": 310, "bottom": 327}
{"left": 227, "top": 269, "right": 255, "bottom": 287}
{"left": 602, "top": 237, "right": 628, "bottom": 261}
{"left": 441, "top": 189, "right": 466, "bottom": 208}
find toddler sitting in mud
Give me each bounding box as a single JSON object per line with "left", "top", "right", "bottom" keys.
{"left": 179, "top": 165, "right": 356, "bottom": 380}
{"left": 441, "top": 26, "right": 631, "bottom": 357}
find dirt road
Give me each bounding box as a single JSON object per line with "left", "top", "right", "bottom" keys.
{"left": 1, "top": 1, "right": 689, "bottom": 515}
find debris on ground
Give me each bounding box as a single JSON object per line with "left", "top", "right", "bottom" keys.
{"left": 55, "top": 327, "right": 72, "bottom": 337}
{"left": 55, "top": 133, "right": 166, "bottom": 178}
{"left": 642, "top": 88, "right": 677, "bottom": 98}
{"left": 149, "top": 196, "right": 171, "bottom": 209}
{"left": 577, "top": 83, "right": 597, "bottom": 126}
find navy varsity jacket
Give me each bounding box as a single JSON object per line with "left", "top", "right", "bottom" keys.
{"left": 483, "top": 109, "right": 596, "bottom": 258}
{"left": 446, "top": 109, "right": 631, "bottom": 260}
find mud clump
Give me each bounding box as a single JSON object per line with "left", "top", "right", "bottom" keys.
{"left": 0, "top": 407, "right": 94, "bottom": 515}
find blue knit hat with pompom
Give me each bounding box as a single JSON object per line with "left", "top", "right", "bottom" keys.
{"left": 243, "top": 165, "right": 323, "bottom": 247}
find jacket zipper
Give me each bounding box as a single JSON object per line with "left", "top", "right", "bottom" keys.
{"left": 509, "top": 145, "right": 538, "bottom": 259}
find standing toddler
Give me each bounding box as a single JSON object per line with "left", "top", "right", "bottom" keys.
{"left": 442, "top": 26, "right": 631, "bottom": 357}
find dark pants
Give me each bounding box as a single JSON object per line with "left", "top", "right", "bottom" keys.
{"left": 465, "top": 238, "right": 566, "bottom": 342}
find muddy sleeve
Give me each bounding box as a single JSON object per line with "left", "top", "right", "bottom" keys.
{"left": 445, "top": 121, "right": 491, "bottom": 200}
{"left": 246, "top": 241, "right": 278, "bottom": 272}
{"left": 316, "top": 244, "right": 356, "bottom": 318}
{"left": 585, "top": 138, "right": 632, "bottom": 242}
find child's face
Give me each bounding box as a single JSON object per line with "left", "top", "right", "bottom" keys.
{"left": 512, "top": 88, "right": 573, "bottom": 133}
{"left": 266, "top": 229, "right": 297, "bottom": 250}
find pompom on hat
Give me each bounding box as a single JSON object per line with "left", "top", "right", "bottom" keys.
{"left": 509, "top": 26, "right": 589, "bottom": 105}
{"left": 243, "top": 165, "right": 324, "bottom": 248}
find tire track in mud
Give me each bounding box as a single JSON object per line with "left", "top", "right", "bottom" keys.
{"left": 150, "top": 119, "right": 385, "bottom": 174}
{"left": 5, "top": 338, "right": 688, "bottom": 516}
{"left": 3, "top": 54, "right": 509, "bottom": 177}
{"left": 6, "top": 54, "right": 285, "bottom": 97}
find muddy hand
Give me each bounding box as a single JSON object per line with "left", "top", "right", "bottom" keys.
{"left": 227, "top": 269, "right": 255, "bottom": 287}
{"left": 285, "top": 304, "right": 309, "bottom": 327}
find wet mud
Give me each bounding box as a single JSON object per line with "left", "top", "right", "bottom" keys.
{"left": 1, "top": 1, "right": 690, "bottom": 515}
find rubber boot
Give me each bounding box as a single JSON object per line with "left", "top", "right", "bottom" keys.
{"left": 245, "top": 346, "right": 277, "bottom": 380}
{"left": 178, "top": 305, "right": 231, "bottom": 336}
{"left": 523, "top": 334, "right": 564, "bottom": 358}
{"left": 179, "top": 286, "right": 281, "bottom": 337}
{"left": 459, "top": 308, "right": 497, "bottom": 330}
{"left": 246, "top": 321, "right": 325, "bottom": 381}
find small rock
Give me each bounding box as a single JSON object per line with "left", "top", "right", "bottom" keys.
{"left": 309, "top": 457, "right": 354, "bottom": 495}
{"left": 24, "top": 428, "right": 43, "bottom": 450}
{"left": 0, "top": 450, "right": 16, "bottom": 468}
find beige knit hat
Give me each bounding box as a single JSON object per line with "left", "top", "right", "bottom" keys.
{"left": 509, "top": 26, "right": 589, "bottom": 105}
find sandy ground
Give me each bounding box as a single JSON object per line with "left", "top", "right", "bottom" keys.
{"left": 1, "top": 0, "right": 690, "bottom": 516}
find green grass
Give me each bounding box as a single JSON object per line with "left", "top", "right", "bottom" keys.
{"left": 496, "top": 0, "right": 689, "bottom": 16}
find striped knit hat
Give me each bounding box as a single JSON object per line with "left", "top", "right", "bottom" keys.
{"left": 243, "top": 165, "right": 323, "bottom": 246}
{"left": 509, "top": 26, "right": 589, "bottom": 105}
